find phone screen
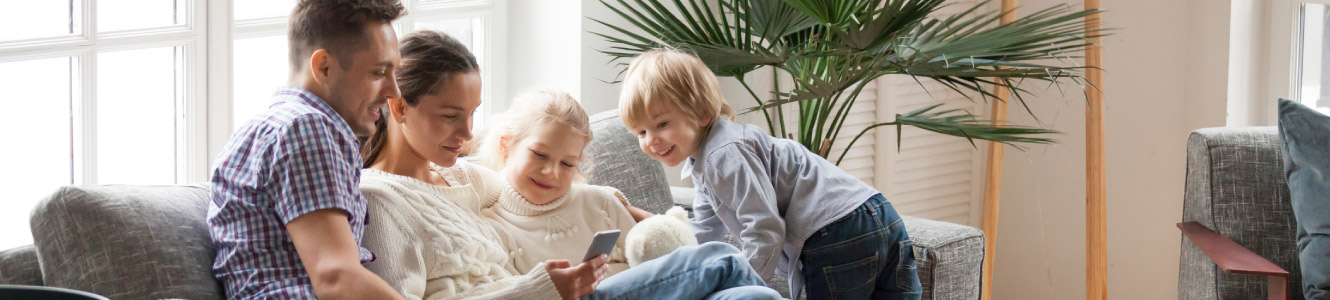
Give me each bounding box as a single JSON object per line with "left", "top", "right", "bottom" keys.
{"left": 582, "top": 229, "right": 621, "bottom": 262}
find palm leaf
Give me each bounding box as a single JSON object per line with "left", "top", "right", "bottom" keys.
{"left": 592, "top": 0, "right": 1102, "bottom": 165}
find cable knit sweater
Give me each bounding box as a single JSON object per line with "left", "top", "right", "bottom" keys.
{"left": 360, "top": 160, "right": 561, "bottom": 300}
{"left": 482, "top": 182, "right": 638, "bottom": 276}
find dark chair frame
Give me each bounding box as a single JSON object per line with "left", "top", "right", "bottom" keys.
{"left": 0, "top": 284, "right": 111, "bottom": 300}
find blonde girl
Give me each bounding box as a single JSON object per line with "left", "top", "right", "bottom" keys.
{"left": 473, "top": 89, "right": 638, "bottom": 275}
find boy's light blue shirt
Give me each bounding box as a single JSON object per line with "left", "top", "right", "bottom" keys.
{"left": 684, "top": 118, "right": 878, "bottom": 292}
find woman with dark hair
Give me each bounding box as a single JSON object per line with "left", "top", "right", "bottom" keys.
{"left": 359, "top": 31, "right": 779, "bottom": 300}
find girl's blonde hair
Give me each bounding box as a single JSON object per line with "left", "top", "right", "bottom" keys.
{"left": 473, "top": 89, "right": 593, "bottom": 181}
{"left": 618, "top": 48, "right": 735, "bottom": 129}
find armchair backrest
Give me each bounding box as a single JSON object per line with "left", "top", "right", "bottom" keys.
{"left": 1179, "top": 127, "right": 1302, "bottom": 299}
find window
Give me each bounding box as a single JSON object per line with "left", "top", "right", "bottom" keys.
{"left": 1295, "top": 2, "right": 1330, "bottom": 113}
{"left": 225, "top": 0, "right": 502, "bottom": 136}
{"left": 0, "top": 0, "right": 504, "bottom": 250}
{"left": 1252, "top": 0, "right": 1330, "bottom": 125}
{"left": 0, "top": 0, "right": 208, "bottom": 250}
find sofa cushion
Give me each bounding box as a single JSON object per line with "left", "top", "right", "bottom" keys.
{"left": 29, "top": 185, "right": 223, "bottom": 300}
{"left": 0, "top": 245, "right": 42, "bottom": 286}
{"left": 586, "top": 110, "right": 676, "bottom": 214}
{"left": 1279, "top": 98, "right": 1330, "bottom": 299}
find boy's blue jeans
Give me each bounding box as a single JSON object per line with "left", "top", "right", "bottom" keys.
{"left": 799, "top": 194, "right": 921, "bottom": 300}
{"left": 586, "top": 242, "right": 781, "bottom": 300}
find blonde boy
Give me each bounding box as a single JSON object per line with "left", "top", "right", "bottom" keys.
{"left": 619, "top": 48, "right": 922, "bottom": 300}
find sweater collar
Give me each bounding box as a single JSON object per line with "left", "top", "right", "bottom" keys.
{"left": 498, "top": 179, "right": 568, "bottom": 216}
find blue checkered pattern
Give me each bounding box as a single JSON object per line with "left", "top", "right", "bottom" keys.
{"left": 207, "top": 86, "right": 374, "bottom": 299}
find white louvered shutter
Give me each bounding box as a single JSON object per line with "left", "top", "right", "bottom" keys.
{"left": 821, "top": 0, "right": 984, "bottom": 227}
{"left": 819, "top": 0, "right": 987, "bottom": 227}
{"left": 871, "top": 75, "right": 985, "bottom": 226}
{"left": 827, "top": 76, "right": 984, "bottom": 227}
{"left": 826, "top": 82, "right": 879, "bottom": 185}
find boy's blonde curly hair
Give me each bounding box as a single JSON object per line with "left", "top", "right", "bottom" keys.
{"left": 618, "top": 48, "right": 735, "bottom": 130}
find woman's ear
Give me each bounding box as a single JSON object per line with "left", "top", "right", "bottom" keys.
{"left": 388, "top": 97, "right": 407, "bottom": 122}
{"left": 498, "top": 135, "right": 510, "bottom": 159}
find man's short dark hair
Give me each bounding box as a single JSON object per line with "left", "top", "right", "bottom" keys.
{"left": 288, "top": 0, "right": 406, "bottom": 74}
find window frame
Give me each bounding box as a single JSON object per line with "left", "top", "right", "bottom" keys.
{"left": 0, "top": 0, "right": 211, "bottom": 185}
{"left": 1255, "top": 0, "right": 1330, "bottom": 125}
{"left": 0, "top": 0, "right": 506, "bottom": 249}
{"left": 206, "top": 0, "right": 507, "bottom": 166}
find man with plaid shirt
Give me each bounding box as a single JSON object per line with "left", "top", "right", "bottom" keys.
{"left": 207, "top": 1, "right": 407, "bottom": 299}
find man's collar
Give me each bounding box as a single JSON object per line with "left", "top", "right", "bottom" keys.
{"left": 273, "top": 86, "right": 358, "bottom": 143}
{"left": 273, "top": 86, "right": 338, "bottom": 118}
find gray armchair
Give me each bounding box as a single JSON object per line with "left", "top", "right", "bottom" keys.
{"left": 1178, "top": 127, "right": 1303, "bottom": 299}
{"left": 584, "top": 110, "right": 985, "bottom": 299}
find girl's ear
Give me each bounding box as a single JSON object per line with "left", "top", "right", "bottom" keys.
{"left": 498, "top": 135, "right": 510, "bottom": 160}
{"left": 698, "top": 115, "right": 713, "bottom": 127}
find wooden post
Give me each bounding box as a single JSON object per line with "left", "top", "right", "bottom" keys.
{"left": 980, "top": 1, "right": 1017, "bottom": 299}
{"left": 1084, "top": 0, "right": 1108, "bottom": 299}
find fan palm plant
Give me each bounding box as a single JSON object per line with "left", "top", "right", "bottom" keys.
{"left": 590, "top": 0, "right": 1104, "bottom": 165}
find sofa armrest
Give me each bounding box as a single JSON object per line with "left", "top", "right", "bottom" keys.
{"left": 1177, "top": 222, "right": 1289, "bottom": 300}
{"left": 0, "top": 245, "right": 42, "bottom": 286}
{"left": 903, "top": 215, "right": 983, "bottom": 300}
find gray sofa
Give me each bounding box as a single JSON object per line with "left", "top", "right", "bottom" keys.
{"left": 0, "top": 110, "right": 984, "bottom": 300}
{"left": 1177, "top": 127, "right": 1305, "bottom": 299}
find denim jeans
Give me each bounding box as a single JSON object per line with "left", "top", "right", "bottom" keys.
{"left": 799, "top": 194, "right": 921, "bottom": 300}
{"left": 585, "top": 242, "right": 781, "bottom": 300}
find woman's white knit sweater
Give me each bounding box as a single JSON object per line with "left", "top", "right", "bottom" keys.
{"left": 482, "top": 181, "right": 638, "bottom": 276}
{"left": 360, "top": 160, "right": 560, "bottom": 300}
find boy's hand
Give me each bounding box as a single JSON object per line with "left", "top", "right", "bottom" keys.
{"left": 546, "top": 255, "right": 609, "bottom": 300}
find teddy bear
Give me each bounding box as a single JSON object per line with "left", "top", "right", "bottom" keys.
{"left": 624, "top": 206, "right": 699, "bottom": 267}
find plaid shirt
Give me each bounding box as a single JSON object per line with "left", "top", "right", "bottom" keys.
{"left": 208, "top": 86, "right": 374, "bottom": 299}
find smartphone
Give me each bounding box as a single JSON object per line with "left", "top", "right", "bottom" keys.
{"left": 581, "top": 229, "right": 621, "bottom": 262}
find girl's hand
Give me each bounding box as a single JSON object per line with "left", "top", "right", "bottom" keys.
{"left": 611, "top": 192, "right": 654, "bottom": 222}
{"left": 545, "top": 255, "right": 609, "bottom": 300}
{"left": 625, "top": 205, "right": 654, "bottom": 222}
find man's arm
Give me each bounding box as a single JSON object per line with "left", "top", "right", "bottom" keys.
{"left": 287, "top": 209, "right": 405, "bottom": 300}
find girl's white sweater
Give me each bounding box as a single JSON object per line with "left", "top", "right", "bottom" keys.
{"left": 482, "top": 181, "right": 638, "bottom": 276}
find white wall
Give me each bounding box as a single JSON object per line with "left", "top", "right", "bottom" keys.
{"left": 505, "top": 0, "right": 583, "bottom": 113}
{"left": 1228, "top": 0, "right": 1276, "bottom": 127}
{"left": 579, "top": 0, "right": 623, "bottom": 116}
{"left": 990, "top": 0, "right": 1231, "bottom": 299}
